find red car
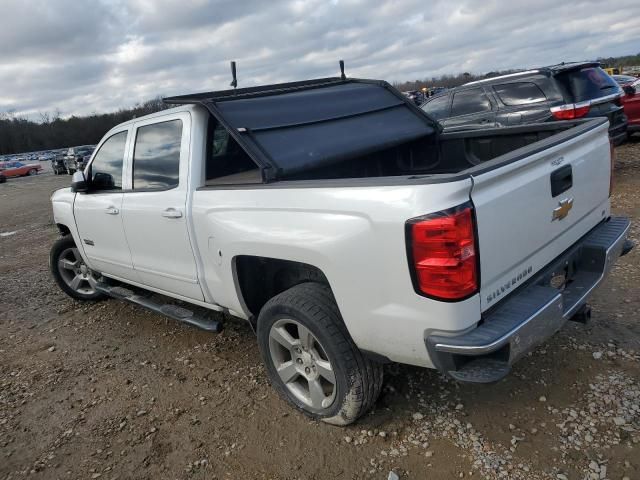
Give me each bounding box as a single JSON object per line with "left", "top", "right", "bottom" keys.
{"left": 613, "top": 75, "right": 640, "bottom": 139}
{"left": 0, "top": 161, "right": 43, "bottom": 177}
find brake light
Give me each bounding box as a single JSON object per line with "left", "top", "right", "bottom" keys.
{"left": 609, "top": 140, "right": 615, "bottom": 197}
{"left": 550, "top": 102, "right": 590, "bottom": 120}
{"left": 407, "top": 205, "right": 478, "bottom": 300}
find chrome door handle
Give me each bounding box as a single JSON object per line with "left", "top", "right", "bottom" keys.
{"left": 161, "top": 208, "right": 183, "bottom": 219}
{"left": 105, "top": 206, "right": 119, "bottom": 215}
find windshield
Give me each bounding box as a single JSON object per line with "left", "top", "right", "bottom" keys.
{"left": 555, "top": 66, "right": 621, "bottom": 102}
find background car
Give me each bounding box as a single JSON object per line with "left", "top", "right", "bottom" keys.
{"left": 421, "top": 62, "right": 628, "bottom": 144}
{"left": 614, "top": 75, "right": 640, "bottom": 139}
{"left": 51, "top": 153, "right": 68, "bottom": 174}
{"left": 0, "top": 161, "right": 43, "bottom": 177}
{"left": 64, "top": 145, "right": 95, "bottom": 174}
{"left": 402, "top": 90, "right": 425, "bottom": 105}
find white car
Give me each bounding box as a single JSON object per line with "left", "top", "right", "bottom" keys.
{"left": 50, "top": 76, "right": 632, "bottom": 425}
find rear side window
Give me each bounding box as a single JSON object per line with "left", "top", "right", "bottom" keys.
{"left": 90, "top": 131, "right": 127, "bottom": 191}
{"left": 555, "top": 67, "right": 620, "bottom": 102}
{"left": 450, "top": 88, "right": 492, "bottom": 117}
{"left": 421, "top": 95, "right": 450, "bottom": 120}
{"left": 205, "top": 121, "right": 260, "bottom": 185}
{"left": 493, "top": 82, "right": 547, "bottom": 105}
{"left": 132, "top": 119, "right": 182, "bottom": 190}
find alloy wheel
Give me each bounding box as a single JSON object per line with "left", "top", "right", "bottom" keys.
{"left": 268, "top": 318, "right": 337, "bottom": 411}
{"left": 57, "top": 247, "right": 99, "bottom": 295}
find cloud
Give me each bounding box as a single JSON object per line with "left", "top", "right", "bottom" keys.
{"left": 1, "top": 0, "right": 639, "bottom": 119}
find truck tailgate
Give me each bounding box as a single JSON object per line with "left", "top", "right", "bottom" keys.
{"left": 470, "top": 120, "right": 612, "bottom": 311}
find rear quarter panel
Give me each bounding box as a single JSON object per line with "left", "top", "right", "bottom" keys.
{"left": 192, "top": 179, "right": 480, "bottom": 367}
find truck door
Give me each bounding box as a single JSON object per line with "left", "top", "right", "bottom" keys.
{"left": 120, "top": 113, "right": 205, "bottom": 301}
{"left": 442, "top": 87, "right": 497, "bottom": 130}
{"left": 74, "top": 129, "right": 139, "bottom": 281}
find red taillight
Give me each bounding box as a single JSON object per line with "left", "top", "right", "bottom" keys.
{"left": 550, "top": 102, "right": 590, "bottom": 120}
{"left": 407, "top": 205, "right": 478, "bottom": 300}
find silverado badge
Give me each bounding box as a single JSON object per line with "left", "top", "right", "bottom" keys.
{"left": 552, "top": 198, "right": 574, "bottom": 221}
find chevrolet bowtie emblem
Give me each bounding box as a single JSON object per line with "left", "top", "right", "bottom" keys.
{"left": 552, "top": 198, "right": 574, "bottom": 221}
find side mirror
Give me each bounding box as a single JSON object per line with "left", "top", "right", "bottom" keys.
{"left": 71, "top": 171, "right": 89, "bottom": 193}
{"left": 623, "top": 85, "right": 636, "bottom": 96}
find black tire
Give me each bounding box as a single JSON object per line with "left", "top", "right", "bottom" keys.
{"left": 257, "top": 282, "right": 383, "bottom": 425}
{"left": 50, "top": 235, "right": 106, "bottom": 301}
{"left": 28, "top": 169, "right": 37, "bottom": 176}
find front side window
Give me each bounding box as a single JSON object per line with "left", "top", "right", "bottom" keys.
{"left": 493, "top": 82, "right": 547, "bottom": 106}
{"left": 90, "top": 131, "right": 127, "bottom": 191}
{"left": 132, "top": 119, "right": 182, "bottom": 190}
{"left": 421, "top": 95, "right": 450, "bottom": 120}
{"left": 450, "top": 88, "right": 492, "bottom": 117}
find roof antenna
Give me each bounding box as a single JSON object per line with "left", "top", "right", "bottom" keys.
{"left": 339, "top": 60, "right": 346, "bottom": 80}
{"left": 230, "top": 61, "right": 238, "bottom": 89}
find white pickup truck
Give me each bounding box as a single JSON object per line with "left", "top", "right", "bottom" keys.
{"left": 50, "top": 77, "right": 632, "bottom": 425}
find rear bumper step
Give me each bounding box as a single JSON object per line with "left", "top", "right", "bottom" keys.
{"left": 426, "top": 216, "right": 631, "bottom": 383}
{"left": 96, "top": 283, "right": 223, "bottom": 333}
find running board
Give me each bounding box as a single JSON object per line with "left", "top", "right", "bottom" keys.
{"left": 96, "top": 283, "right": 223, "bottom": 333}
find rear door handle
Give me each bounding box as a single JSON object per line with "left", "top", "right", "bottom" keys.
{"left": 161, "top": 208, "right": 183, "bottom": 219}
{"left": 105, "top": 206, "right": 119, "bottom": 215}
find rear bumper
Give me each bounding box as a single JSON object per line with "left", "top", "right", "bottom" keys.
{"left": 426, "top": 216, "right": 631, "bottom": 383}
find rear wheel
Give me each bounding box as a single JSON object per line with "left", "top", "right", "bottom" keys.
{"left": 50, "top": 235, "right": 106, "bottom": 301}
{"left": 257, "top": 283, "right": 383, "bottom": 425}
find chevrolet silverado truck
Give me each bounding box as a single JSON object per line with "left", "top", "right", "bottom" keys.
{"left": 50, "top": 76, "right": 632, "bottom": 425}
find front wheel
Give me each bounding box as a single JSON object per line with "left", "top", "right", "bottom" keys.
{"left": 50, "top": 235, "right": 106, "bottom": 301}
{"left": 257, "top": 283, "right": 383, "bottom": 425}
{"left": 28, "top": 169, "right": 37, "bottom": 176}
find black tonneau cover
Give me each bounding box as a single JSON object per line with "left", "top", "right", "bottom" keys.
{"left": 164, "top": 77, "right": 437, "bottom": 181}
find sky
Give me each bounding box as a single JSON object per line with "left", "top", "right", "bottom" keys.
{"left": 1, "top": 0, "right": 640, "bottom": 119}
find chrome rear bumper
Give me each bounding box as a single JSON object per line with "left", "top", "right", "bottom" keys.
{"left": 426, "top": 216, "right": 631, "bottom": 383}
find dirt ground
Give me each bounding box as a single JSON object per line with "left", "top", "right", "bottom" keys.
{"left": 1, "top": 142, "right": 639, "bottom": 480}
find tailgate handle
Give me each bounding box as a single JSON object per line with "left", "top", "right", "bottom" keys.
{"left": 550, "top": 165, "right": 572, "bottom": 197}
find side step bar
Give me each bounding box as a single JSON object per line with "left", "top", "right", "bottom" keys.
{"left": 96, "top": 283, "right": 223, "bottom": 333}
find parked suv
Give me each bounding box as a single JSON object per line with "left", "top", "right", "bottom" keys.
{"left": 64, "top": 145, "right": 95, "bottom": 174}
{"left": 613, "top": 75, "right": 640, "bottom": 139}
{"left": 421, "top": 62, "right": 628, "bottom": 144}
{"left": 52, "top": 152, "right": 68, "bottom": 175}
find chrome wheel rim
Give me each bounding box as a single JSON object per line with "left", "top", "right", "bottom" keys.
{"left": 57, "top": 247, "right": 98, "bottom": 295}
{"left": 268, "top": 318, "right": 337, "bottom": 411}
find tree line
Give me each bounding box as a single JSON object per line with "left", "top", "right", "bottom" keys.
{"left": 0, "top": 97, "right": 168, "bottom": 155}
{"left": 2, "top": 53, "right": 639, "bottom": 156}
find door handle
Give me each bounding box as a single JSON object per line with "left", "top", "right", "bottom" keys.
{"left": 161, "top": 208, "right": 183, "bottom": 219}
{"left": 105, "top": 206, "right": 119, "bottom": 215}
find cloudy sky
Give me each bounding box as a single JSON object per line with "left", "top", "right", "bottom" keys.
{"left": 2, "top": 0, "right": 639, "bottom": 119}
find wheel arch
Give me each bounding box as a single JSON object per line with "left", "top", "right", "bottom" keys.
{"left": 56, "top": 223, "right": 71, "bottom": 236}
{"left": 233, "top": 255, "right": 333, "bottom": 327}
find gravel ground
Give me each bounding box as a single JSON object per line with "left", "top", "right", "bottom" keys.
{"left": 1, "top": 141, "right": 639, "bottom": 480}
